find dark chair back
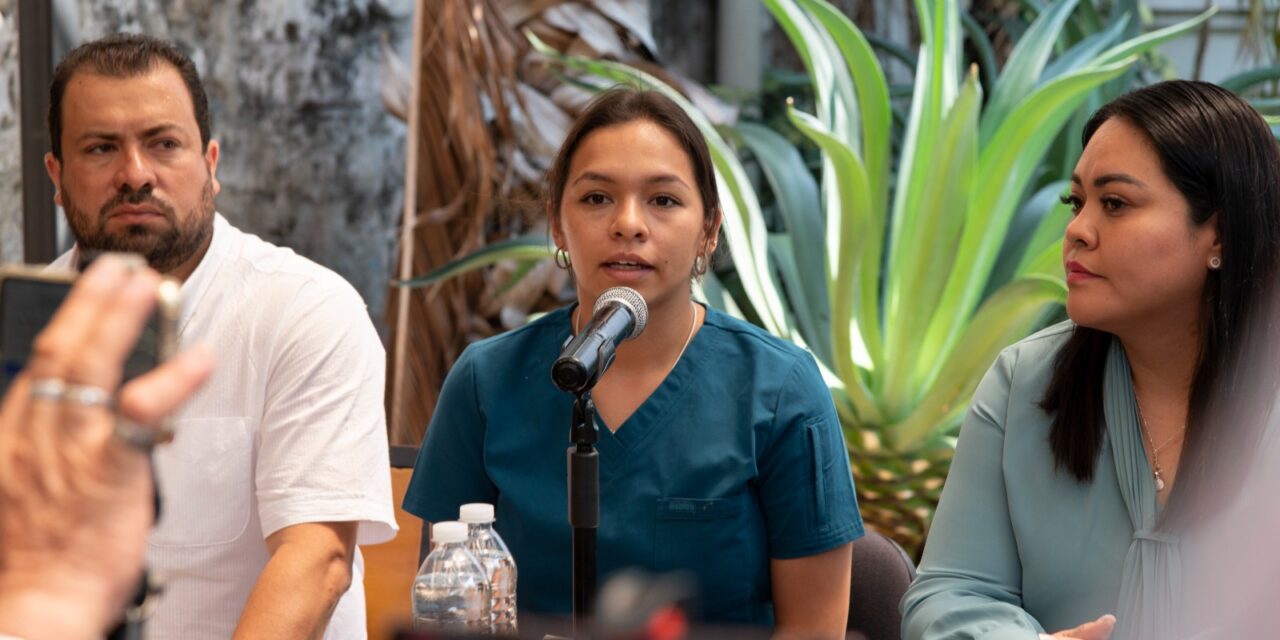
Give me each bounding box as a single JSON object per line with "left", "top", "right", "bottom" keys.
{"left": 847, "top": 530, "right": 916, "bottom": 640}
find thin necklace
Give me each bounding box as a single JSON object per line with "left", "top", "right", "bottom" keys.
{"left": 1134, "top": 396, "right": 1187, "bottom": 492}
{"left": 575, "top": 299, "right": 698, "bottom": 374}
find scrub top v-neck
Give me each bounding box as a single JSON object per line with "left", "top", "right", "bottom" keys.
{"left": 403, "top": 304, "right": 863, "bottom": 625}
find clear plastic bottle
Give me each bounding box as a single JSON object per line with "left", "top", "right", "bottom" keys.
{"left": 412, "top": 521, "right": 493, "bottom": 633}
{"left": 460, "top": 503, "right": 518, "bottom": 635}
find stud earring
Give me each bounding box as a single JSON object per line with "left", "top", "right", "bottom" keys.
{"left": 1209, "top": 256, "right": 1222, "bottom": 270}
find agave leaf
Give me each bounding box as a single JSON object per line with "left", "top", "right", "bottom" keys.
{"left": 1041, "top": 14, "right": 1131, "bottom": 84}
{"left": 528, "top": 33, "right": 795, "bottom": 338}
{"left": 762, "top": 0, "right": 855, "bottom": 138}
{"left": 915, "top": 57, "right": 1134, "bottom": 391}
{"left": 961, "top": 10, "right": 999, "bottom": 92}
{"left": 864, "top": 30, "right": 918, "bottom": 72}
{"left": 1016, "top": 241, "right": 1066, "bottom": 280}
{"left": 1220, "top": 65, "right": 1280, "bottom": 94}
{"left": 1017, "top": 190, "right": 1073, "bottom": 276}
{"left": 1092, "top": 7, "right": 1218, "bottom": 68}
{"left": 989, "top": 180, "right": 1068, "bottom": 292}
{"left": 397, "top": 235, "right": 551, "bottom": 288}
{"left": 794, "top": 0, "right": 893, "bottom": 342}
{"left": 786, "top": 104, "right": 884, "bottom": 425}
{"left": 892, "top": 275, "right": 1067, "bottom": 449}
{"left": 885, "top": 0, "right": 962, "bottom": 351}
{"left": 880, "top": 66, "right": 982, "bottom": 417}
{"left": 980, "top": 0, "right": 1081, "bottom": 146}
{"left": 736, "top": 122, "right": 834, "bottom": 366}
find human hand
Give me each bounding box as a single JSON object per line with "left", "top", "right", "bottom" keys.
{"left": 1041, "top": 614, "right": 1117, "bottom": 640}
{"left": 0, "top": 256, "right": 213, "bottom": 639}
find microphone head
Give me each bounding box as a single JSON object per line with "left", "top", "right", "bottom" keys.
{"left": 594, "top": 287, "right": 647, "bottom": 340}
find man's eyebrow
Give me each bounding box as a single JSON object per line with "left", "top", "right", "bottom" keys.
{"left": 141, "top": 123, "right": 183, "bottom": 138}
{"left": 74, "top": 124, "right": 184, "bottom": 144}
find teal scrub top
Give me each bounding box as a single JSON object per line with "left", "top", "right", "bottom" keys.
{"left": 403, "top": 305, "right": 863, "bottom": 625}
{"left": 902, "top": 322, "right": 1186, "bottom": 640}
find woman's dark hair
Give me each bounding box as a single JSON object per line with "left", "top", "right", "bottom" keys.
{"left": 1040, "top": 80, "right": 1280, "bottom": 525}
{"left": 544, "top": 87, "right": 721, "bottom": 258}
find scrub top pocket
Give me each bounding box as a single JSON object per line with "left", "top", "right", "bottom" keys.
{"left": 653, "top": 491, "right": 763, "bottom": 618}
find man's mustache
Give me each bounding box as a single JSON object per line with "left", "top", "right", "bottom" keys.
{"left": 98, "top": 189, "right": 177, "bottom": 220}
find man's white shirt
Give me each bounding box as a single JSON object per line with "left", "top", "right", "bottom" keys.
{"left": 51, "top": 213, "right": 398, "bottom": 638}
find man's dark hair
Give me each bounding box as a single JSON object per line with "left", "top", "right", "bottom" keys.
{"left": 48, "top": 33, "right": 211, "bottom": 159}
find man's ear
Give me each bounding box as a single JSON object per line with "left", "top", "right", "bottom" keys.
{"left": 44, "top": 152, "right": 63, "bottom": 207}
{"left": 205, "top": 139, "right": 221, "bottom": 195}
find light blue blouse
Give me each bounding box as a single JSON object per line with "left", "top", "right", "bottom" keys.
{"left": 902, "top": 322, "right": 1180, "bottom": 640}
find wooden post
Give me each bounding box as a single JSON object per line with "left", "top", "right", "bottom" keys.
{"left": 386, "top": 0, "right": 425, "bottom": 442}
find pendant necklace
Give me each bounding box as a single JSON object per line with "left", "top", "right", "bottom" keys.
{"left": 1134, "top": 397, "right": 1186, "bottom": 492}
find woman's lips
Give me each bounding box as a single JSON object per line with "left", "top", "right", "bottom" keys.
{"left": 1065, "top": 260, "right": 1099, "bottom": 284}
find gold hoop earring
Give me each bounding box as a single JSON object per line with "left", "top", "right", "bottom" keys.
{"left": 554, "top": 247, "right": 572, "bottom": 270}
{"left": 1209, "top": 255, "right": 1222, "bottom": 270}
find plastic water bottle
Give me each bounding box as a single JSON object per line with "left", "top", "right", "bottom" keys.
{"left": 460, "top": 503, "right": 518, "bottom": 635}
{"left": 412, "top": 521, "right": 492, "bottom": 633}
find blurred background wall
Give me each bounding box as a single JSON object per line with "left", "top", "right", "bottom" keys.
{"left": 0, "top": 1, "right": 21, "bottom": 265}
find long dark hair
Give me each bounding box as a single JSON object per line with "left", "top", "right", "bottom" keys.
{"left": 1039, "top": 80, "right": 1280, "bottom": 525}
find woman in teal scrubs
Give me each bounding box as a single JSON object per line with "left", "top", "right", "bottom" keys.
{"left": 901, "top": 81, "right": 1280, "bottom": 639}
{"left": 403, "top": 88, "right": 863, "bottom": 635}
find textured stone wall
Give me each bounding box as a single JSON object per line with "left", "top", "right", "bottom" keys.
{"left": 0, "top": 1, "right": 22, "bottom": 265}
{"left": 62, "top": 0, "right": 413, "bottom": 328}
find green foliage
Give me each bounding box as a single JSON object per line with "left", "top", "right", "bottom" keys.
{"left": 401, "top": 0, "right": 1218, "bottom": 546}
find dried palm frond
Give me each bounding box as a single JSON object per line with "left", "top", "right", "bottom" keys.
{"left": 384, "top": 0, "right": 729, "bottom": 443}
{"left": 385, "top": 0, "right": 527, "bottom": 445}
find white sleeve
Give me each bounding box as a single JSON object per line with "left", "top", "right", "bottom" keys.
{"left": 253, "top": 279, "right": 397, "bottom": 544}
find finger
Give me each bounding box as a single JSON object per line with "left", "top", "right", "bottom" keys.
{"left": 1061, "top": 614, "right": 1116, "bottom": 640}
{"left": 24, "top": 257, "right": 133, "bottom": 382}
{"left": 70, "top": 267, "right": 161, "bottom": 391}
{"left": 117, "top": 344, "right": 214, "bottom": 426}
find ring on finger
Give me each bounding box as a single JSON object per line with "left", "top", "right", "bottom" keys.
{"left": 64, "top": 383, "right": 115, "bottom": 410}
{"left": 112, "top": 418, "right": 175, "bottom": 453}
{"left": 30, "top": 378, "right": 68, "bottom": 401}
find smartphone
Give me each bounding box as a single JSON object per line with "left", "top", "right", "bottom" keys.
{"left": 0, "top": 261, "right": 182, "bottom": 396}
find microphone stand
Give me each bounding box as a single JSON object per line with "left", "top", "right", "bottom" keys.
{"left": 568, "top": 391, "right": 599, "bottom": 634}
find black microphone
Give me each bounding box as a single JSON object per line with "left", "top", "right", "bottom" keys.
{"left": 553, "top": 287, "right": 648, "bottom": 394}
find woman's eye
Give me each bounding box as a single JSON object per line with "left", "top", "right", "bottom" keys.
{"left": 1059, "top": 193, "right": 1082, "bottom": 215}
{"left": 1100, "top": 196, "right": 1126, "bottom": 213}
{"left": 652, "top": 195, "right": 680, "bottom": 208}
{"left": 582, "top": 193, "right": 609, "bottom": 206}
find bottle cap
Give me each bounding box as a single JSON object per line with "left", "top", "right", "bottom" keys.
{"left": 459, "top": 503, "right": 495, "bottom": 523}
{"left": 432, "top": 521, "right": 467, "bottom": 544}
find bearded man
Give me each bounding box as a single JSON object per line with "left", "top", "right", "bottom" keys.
{"left": 43, "top": 34, "right": 397, "bottom": 639}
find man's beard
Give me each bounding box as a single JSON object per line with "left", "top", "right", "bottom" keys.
{"left": 62, "top": 180, "right": 215, "bottom": 274}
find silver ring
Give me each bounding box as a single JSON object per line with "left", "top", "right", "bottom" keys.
{"left": 64, "top": 383, "right": 115, "bottom": 409}
{"left": 30, "top": 378, "right": 68, "bottom": 401}
{"left": 112, "top": 418, "right": 174, "bottom": 452}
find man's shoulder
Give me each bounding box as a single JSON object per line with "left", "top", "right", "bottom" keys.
{"left": 217, "top": 219, "right": 365, "bottom": 310}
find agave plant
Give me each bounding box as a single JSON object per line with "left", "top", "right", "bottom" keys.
{"left": 408, "top": 0, "right": 1215, "bottom": 551}
{"left": 527, "top": 0, "right": 1214, "bottom": 551}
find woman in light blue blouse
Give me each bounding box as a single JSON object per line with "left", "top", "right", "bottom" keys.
{"left": 902, "top": 81, "right": 1280, "bottom": 640}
